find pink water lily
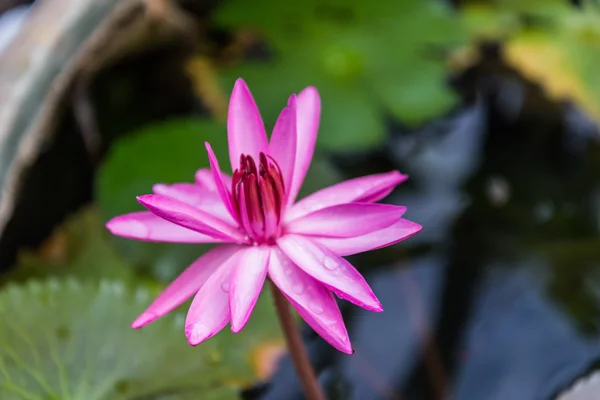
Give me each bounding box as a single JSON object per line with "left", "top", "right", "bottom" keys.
{"left": 106, "top": 78, "right": 421, "bottom": 354}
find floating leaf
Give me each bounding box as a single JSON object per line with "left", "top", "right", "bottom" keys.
{"left": 1, "top": 207, "right": 134, "bottom": 285}
{"left": 215, "top": 0, "right": 467, "bottom": 151}
{"left": 0, "top": 279, "right": 282, "bottom": 399}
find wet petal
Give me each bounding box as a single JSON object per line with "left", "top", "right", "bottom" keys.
{"left": 205, "top": 142, "right": 239, "bottom": 222}
{"left": 228, "top": 78, "right": 268, "bottom": 171}
{"left": 286, "top": 203, "right": 405, "bottom": 238}
{"left": 185, "top": 249, "right": 243, "bottom": 345}
{"left": 137, "top": 194, "right": 246, "bottom": 242}
{"left": 152, "top": 183, "right": 234, "bottom": 223}
{"left": 287, "top": 87, "right": 321, "bottom": 207}
{"left": 269, "top": 247, "right": 352, "bottom": 354}
{"left": 106, "top": 211, "right": 222, "bottom": 243}
{"left": 132, "top": 245, "right": 241, "bottom": 328}
{"left": 313, "top": 219, "right": 422, "bottom": 256}
{"left": 286, "top": 171, "right": 407, "bottom": 221}
{"left": 229, "top": 246, "right": 271, "bottom": 333}
{"left": 268, "top": 94, "right": 297, "bottom": 203}
{"left": 277, "top": 234, "right": 382, "bottom": 312}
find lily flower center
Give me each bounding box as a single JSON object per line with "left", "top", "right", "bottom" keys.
{"left": 232, "top": 152, "right": 285, "bottom": 244}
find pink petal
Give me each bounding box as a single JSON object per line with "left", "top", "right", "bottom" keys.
{"left": 286, "top": 171, "right": 408, "bottom": 221}
{"left": 106, "top": 211, "right": 222, "bottom": 243}
{"left": 227, "top": 78, "right": 268, "bottom": 171}
{"left": 132, "top": 245, "right": 241, "bottom": 328}
{"left": 268, "top": 247, "right": 352, "bottom": 354}
{"left": 277, "top": 235, "right": 382, "bottom": 312}
{"left": 195, "top": 168, "right": 233, "bottom": 191}
{"left": 285, "top": 203, "right": 406, "bottom": 238}
{"left": 185, "top": 248, "right": 243, "bottom": 345}
{"left": 205, "top": 142, "right": 239, "bottom": 222}
{"left": 314, "top": 219, "right": 422, "bottom": 256}
{"left": 194, "top": 169, "right": 214, "bottom": 190}
{"left": 287, "top": 87, "right": 321, "bottom": 207}
{"left": 152, "top": 183, "right": 234, "bottom": 223}
{"left": 229, "top": 246, "right": 271, "bottom": 333}
{"left": 137, "top": 194, "right": 246, "bottom": 243}
{"left": 268, "top": 94, "right": 297, "bottom": 203}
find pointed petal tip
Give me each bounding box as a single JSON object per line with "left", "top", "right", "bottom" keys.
{"left": 299, "top": 85, "right": 320, "bottom": 98}
{"left": 185, "top": 323, "right": 214, "bottom": 346}
{"left": 105, "top": 218, "right": 117, "bottom": 232}
{"left": 232, "top": 78, "right": 252, "bottom": 97}
{"left": 131, "top": 312, "right": 158, "bottom": 329}
{"left": 394, "top": 170, "right": 409, "bottom": 182}
{"left": 136, "top": 194, "right": 151, "bottom": 204}
{"left": 230, "top": 324, "right": 244, "bottom": 334}
{"left": 333, "top": 338, "right": 354, "bottom": 354}
{"left": 105, "top": 215, "right": 146, "bottom": 238}
{"left": 287, "top": 93, "right": 297, "bottom": 106}
{"left": 364, "top": 297, "right": 383, "bottom": 312}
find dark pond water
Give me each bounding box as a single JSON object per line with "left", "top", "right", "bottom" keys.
{"left": 244, "top": 49, "right": 600, "bottom": 400}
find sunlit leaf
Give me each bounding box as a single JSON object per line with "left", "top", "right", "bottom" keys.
{"left": 0, "top": 279, "right": 282, "bottom": 400}
{"left": 215, "top": 0, "right": 467, "bottom": 151}
{"left": 503, "top": 8, "right": 600, "bottom": 125}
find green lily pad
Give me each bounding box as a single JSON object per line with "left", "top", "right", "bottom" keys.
{"left": 215, "top": 0, "right": 467, "bottom": 151}
{"left": 1, "top": 207, "right": 134, "bottom": 285}
{"left": 0, "top": 278, "right": 282, "bottom": 400}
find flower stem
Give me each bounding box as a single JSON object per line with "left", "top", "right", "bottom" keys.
{"left": 270, "top": 282, "right": 326, "bottom": 400}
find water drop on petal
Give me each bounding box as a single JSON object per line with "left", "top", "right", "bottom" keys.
{"left": 309, "top": 301, "right": 324, "bottom": 314}
{"left": 292, "top": 282, "right": 305, "bottom": 294}
{"left": 323, "top": 257, "right": 338, "bottom": 271}
{"left": 221, "top": 281, "right": 230, "bottom": 292}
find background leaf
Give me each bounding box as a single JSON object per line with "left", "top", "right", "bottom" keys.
{"left": 215, "top": 0, "right": 467, "bottom": 151}
{"left": 0, "top": 207, "right": 134, "bottom": 285}
{"left": 0, "top": 279, "right": 282, "bottom": 400}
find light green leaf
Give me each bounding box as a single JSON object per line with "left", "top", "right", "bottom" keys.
{"left": 0, "top": 279, "right": 282, "bottom": 400}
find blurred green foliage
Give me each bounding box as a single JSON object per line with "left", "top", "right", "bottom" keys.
{"left": 215, "top": 0, "right": 467, "bottom": 150}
